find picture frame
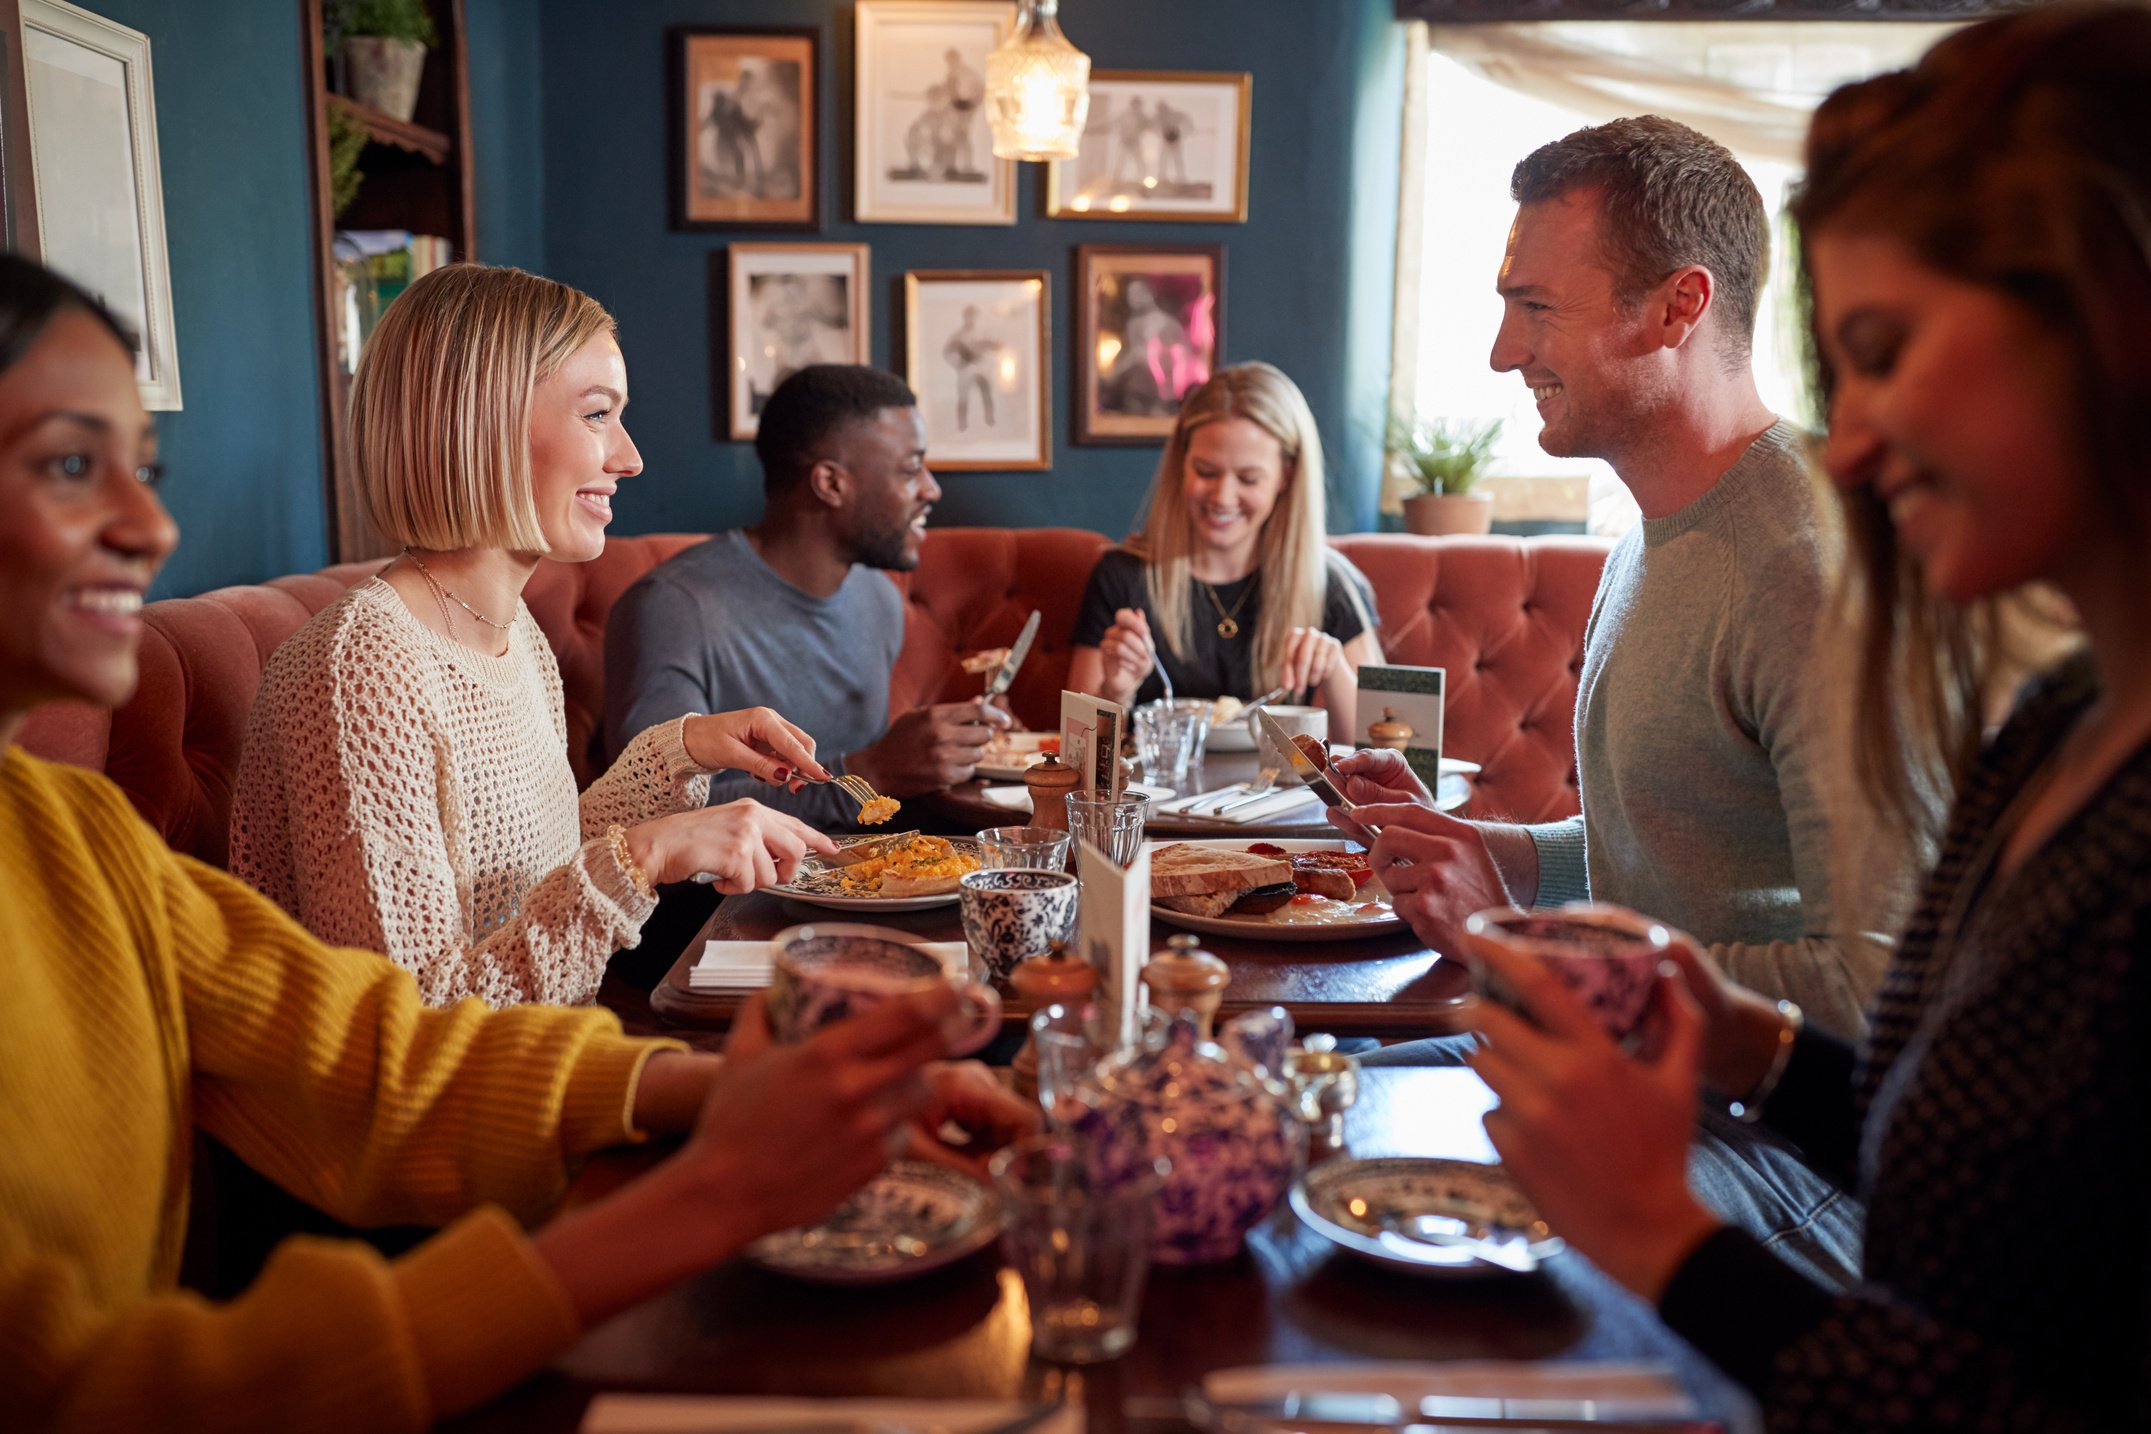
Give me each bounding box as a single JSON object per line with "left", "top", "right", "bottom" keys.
{"left": 1074, "top": 244, "right": 1225, "bottom": 445}
{"left": 853, "top": 0, "right": 1016, "bottom": 226}
{"left": 1046, "top": 70, "right": 1252, "bottom": 223}
{"left": 673, "top": 27, "right": 818, "bottom": 229}
{"left": 902, "top": 269, "right": 1049, "bottom": 471}
{"left": 723, "top": 242, "right": 870, "bottom": 441}
{"left": 9, "top": 0, "right": 181, "bottom": 409}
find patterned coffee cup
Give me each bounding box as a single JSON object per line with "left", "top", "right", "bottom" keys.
{"left": 1462, "top": 903, "right": 1672, "bottom": 1054}
{"left": 767, "top": 923, "right": 1002, "bottom": 1055}
{"left": 959, "top": 869, "right": 1079, "bottom": 982}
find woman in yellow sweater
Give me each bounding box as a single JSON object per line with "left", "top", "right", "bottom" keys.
{"left": 0, "top": 255, "right": 1036, "bottom": 1430}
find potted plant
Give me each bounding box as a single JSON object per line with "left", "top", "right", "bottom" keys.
{"left": 1389, "top": 410, "right": 1502, "bottom": 537}
{"left": 332, "top": 0, "right": 437, "bottom": 124}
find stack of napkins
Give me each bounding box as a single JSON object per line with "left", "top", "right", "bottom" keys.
{"left": 687, "top": 940, "right": 969, "bottom": 990}
{"left": 581, "top": 1396, "right": 1081, "bottom": 1434}
{"left": 1149, "top": 787, "right": 1323, "bottom": 827}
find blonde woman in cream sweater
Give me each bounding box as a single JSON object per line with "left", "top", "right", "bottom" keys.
{"left": 232, "top": 264, "right": 837, "bottom": 1007}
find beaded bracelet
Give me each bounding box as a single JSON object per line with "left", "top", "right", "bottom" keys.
{"left": 606, "top": 824, "right": 656, "bottom": 901}
{"left": 1728, "top": 999, "right": 1802, "bottom": 1124}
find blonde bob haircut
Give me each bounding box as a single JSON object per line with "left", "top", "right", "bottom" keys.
{"left": 1131, "top": 361, "right": 1367, "bottom": 691}
{"left": 351, "top": 263, "right": 616, "bottom": 553}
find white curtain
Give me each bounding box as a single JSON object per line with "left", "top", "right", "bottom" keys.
{"left": 1425, "top": 21, "right": 1960, "bottom": 166}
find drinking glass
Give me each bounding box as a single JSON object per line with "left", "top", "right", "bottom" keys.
{"left": 992, "top": 1135, "right": 1169, "bottom": 1363}
{"left": 1030, "top": 1001, "right": 1170, "bottom": 1123}
{"left": 1134, "top": 701, "right": 1210, "bottom": 792}
{"left": 976, "top": 825, "right": 1072, "bottom": 871}
{"left": 1065, "top": 791, "right": 1151, "bottom": 868}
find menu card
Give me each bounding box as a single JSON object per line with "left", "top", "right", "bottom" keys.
{"left": 1357, "top": 663, "right": 1445, "bottom": 792}
{"left": 1059, "top": 690, "right": 1127, "bottom": 799}
{"left": 1077, "top": 837, "right": 1149, "bottom": 1049}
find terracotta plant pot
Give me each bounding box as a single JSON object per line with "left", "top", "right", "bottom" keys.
{"left": 1401, "top": 491, "right": 1494, "bottom": 537}
{"left": 344, "top": 37, "right": 427, "bottom": 122}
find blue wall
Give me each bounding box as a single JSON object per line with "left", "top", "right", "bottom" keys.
{"left": 90, "top": 0, "right": 328, "bottom": 599}
{"left": 534, "top": 0, "right": 1404, "bottom": 543}
{"left": 465, "top": 0, "right": 548, "bottom": 271}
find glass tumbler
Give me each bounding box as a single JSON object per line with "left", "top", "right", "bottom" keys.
{"left": 1065, "top": 791, "right": 1151, "bottom": 868}
{"left": 992, "top": 1135, "right": 1169, "bottom": 1364}
{"left": 1134, "top": 701, "right": 1210, "bottom": 792}
{"left": 976, "top": 825, "right": 1073, "bottom": 871}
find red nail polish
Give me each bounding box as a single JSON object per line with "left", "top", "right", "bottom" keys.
{"left": 772, "top": 766, "right": 790, "bottom": 783}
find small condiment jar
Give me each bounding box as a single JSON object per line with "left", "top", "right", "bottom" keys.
{"left": 1141, "top": 933, "right": 1230, "bottom": 1039}
{"left": 1008, "top": 939, "right": 1101, "bottom": 1103}
{"left": 1023, "top": 749, "right": 1080, "bottom": 832}
{"left": 1368, "top": 707, "right": 1414, "bottom": 752}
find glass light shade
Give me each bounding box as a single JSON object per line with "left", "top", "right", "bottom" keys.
{"left": 986, "top": 0, "right": 1091, "bottom": 162}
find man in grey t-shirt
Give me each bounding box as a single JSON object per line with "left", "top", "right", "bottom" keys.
{"left": 604, "top": 366, "right": 1008, "bottom": 830}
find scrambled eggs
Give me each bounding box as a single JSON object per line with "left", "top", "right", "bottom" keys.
{"left": 838, "top": 836, "right": 979, "bottom": 893}
{"left": 857, "top": 795, "right": 901, "bottom": 825}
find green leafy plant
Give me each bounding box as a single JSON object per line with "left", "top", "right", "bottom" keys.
{"left": 334, "top": 0, "right": 438, "bottom": 47}
{"left": 326, "top": 101, "right": 369, "bottom": 218}
{"left": 1387, "top": 411, "right": 1504, "bottom": 497}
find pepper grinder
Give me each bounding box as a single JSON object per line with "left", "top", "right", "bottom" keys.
{"left": 1141, "top": 932, "right": 1230, "bottom": 1039}
{"left": 1368, "top": 707, "right": 1414, "bottom": 752}
{"left": 1023, "top": 749, "right": 1080, "bottom": 833}
{"left": 1008, "top": 938, "right": 1099, "bottom": 1104}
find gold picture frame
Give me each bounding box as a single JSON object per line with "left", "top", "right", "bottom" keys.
{"left": 675, "top": 28, "right": 818, "bottom": 229}
{"left": 1075, "top": 245, "right": 1224, "bottom": 445}
{"left": 1045, "top": 70, "right": 1252, "bottom": 223}
{"left": 903, "top": 269, "right": 1050, "bottom": 471}
{"left": 854, "top": 0, "right": 1017, "bottom": 226}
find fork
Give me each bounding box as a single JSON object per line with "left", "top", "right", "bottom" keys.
{"left": 1209, "top": 766, "right": 1280, "bottom": 815}
{"left": 691, "top": 773, "right": 897, "bottom": 884}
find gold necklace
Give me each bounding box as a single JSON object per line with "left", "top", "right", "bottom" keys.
{"left": 403, "top": 549, "right": 514, "bottom": 633}
{"left": 1198, "top": 577, "right": 1254, "bottom": 640}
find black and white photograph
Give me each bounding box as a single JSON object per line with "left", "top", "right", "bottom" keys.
{"left": 854, "top": 1, "right": 1015, "bottom": 226}
{"left": 677, "top": 30, "right": 816, "bottom": 228}
{"left": 1047, "top": 71, "right": 1252, "bottom": 222}
{"left": 16, "top": 0, "right": 181, "bottom": 409}
{"left": 903, "top": 270, "right": 1049, "bottom": 470}
{"left": 1076, "top": 245, "right": 1224, "bottom": 444}
{"left": 725, "top": 244, "right": 870, "bottom": 439}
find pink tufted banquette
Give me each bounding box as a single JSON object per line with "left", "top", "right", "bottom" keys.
{"left": 17, "top": 528, "right": 1608, "bottom": 866}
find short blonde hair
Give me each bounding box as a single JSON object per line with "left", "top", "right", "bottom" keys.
{"left": 350, "top": 263, "right": 616, "bottom": 553}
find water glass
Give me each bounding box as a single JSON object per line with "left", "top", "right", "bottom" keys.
{"left": 1134, "top": 700, "right": 1210, "bottom": 791}
{"left": 1066, "top": 791, "right": 1151, "bottom": 868}
{"left": 1030, "top": 1002, "right": 1170, "bottom": 1122}
{"left": 992, "top": 1135, "right": 1169, "bottom": 1364}
{"left": 976, "top": 825, "right": 1072, "bottom": 871}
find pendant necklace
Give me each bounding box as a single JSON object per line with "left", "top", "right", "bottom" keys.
{"left": 1198, "top": 576, "right": 1254, "bottom": 640}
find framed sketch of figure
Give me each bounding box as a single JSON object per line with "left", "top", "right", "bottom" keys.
{"left": 854, "top": 0, "right": 1016, "bottom": 226}
{"left": 902, "top": 270, "right": 1049, "bottom": 471}
{"left": 723, "top": 243, "right": 870, "bottom": 440}
{"left": 1075, "top": 245, "right": 1224, "bottom": 445}
{"left": 1046, "top": 71, "right": 1252, "bottom": 223}
{"left": 674, "top": 28, "right": 818, "bottom": 229}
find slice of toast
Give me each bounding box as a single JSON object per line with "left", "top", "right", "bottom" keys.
{"left": 1150, "top": 844, "right": 1292, "bottom": 897}
{"left": 1155, "top": 888, "right": 1245, "bottom": 919}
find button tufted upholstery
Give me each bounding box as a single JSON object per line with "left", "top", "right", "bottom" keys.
{"left": 17, "top": 527, "right": 1607, "bottom": 865}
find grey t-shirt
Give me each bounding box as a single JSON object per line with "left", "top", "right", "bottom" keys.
{"left": 603, "top": 530, "right": 904, "bottom": 828}
{"left": 1525, "top": 421, "right": 1905, "bottom": 1037}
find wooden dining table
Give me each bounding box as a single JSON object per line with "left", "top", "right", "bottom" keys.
{"left": 440, "top": 1066, "right": 1757, "bottom": 1434}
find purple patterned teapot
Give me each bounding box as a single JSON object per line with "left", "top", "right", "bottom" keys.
{"left": 1068, "top": 1006, "right": 1305, "bottom": 1264}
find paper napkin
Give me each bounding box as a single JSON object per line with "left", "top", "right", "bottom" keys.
{"left": 581, "top": 1395, "right": 1082, "bottom": 1434}
{"left": 687, "top": 940, "right": 968, "bottom": 990}
{"left": 1204, "top": 1360, "right": 1695, "bottom": 1415}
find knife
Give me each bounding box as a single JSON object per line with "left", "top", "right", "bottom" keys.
{"left": 1253, "top": 708, "right": 1378, "bottom": 836}
{"left": 984, "top": 610, "right": 1042, "bottom": 703}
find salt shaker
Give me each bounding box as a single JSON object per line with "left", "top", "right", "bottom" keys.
{"left": 1140, "top": 932, "right": 1230, "bottom": 1038}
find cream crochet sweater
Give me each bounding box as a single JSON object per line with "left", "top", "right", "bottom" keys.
{"left": 231, "top": 579, "right": 712, "bottom": 1007}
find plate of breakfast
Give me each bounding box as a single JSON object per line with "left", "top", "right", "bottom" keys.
{"left": 1145, "top": 838, "right": 1405, "bottom": 942}
{"left": 974, "top": 729, "right": 1061, "bottom": 783}
{"left": 1205, "top": 696, "right": 1257, "bottom": 751}
{"left": 769, "top": 832, "right": 984, "bottom": 912}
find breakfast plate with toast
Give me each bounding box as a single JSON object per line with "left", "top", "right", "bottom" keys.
{"left": 1145, "top": 838, "right": 1405, "bottom": 942}
{"left": 769, "top": 832, "right": 985, "bottom": 913}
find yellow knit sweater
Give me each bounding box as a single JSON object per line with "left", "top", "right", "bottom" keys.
{"left": 0, "top": 746, "right": 684, "bottom": 1431}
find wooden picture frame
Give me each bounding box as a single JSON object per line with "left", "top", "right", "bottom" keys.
{"left": 12, "top": 0, "right": 181, "bottom": 409}
{"left": 853, "top": 0, "right": 1016, "bottom": 226}
{"left": 674, "top": 27, "right": 818, "bottom": 229}
{"left": 1046, "top": 70, "right": 1252, "bottom": 223}
{"left": 723, "top": 242, "right": 870, "bottom": 440}
{"left": 903, "top": 269, "right": 1049, "bottom": 471}
{"left": 1075, "top": 244, "right": 1224, "bottom": 445}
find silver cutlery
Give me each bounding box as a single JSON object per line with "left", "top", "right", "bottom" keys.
{"left": 1375, "top": 1211, "right": 1539, "bottom": 1273}
{"left": 1135, "top": 1390, "right": 1716, "bottom": 1433}
{"left": 1211, "top": 767, "right": 1282, "bottom": 815}
{"left": 983, "top": 611, "right": 1041, "bottom": 708}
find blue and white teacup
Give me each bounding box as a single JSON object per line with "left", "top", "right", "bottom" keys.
{"left": 767, "top": 923, "right": 1002, "bottom": 1055}
{"left": 959, "top": 869, "right": 1080, "bottom": 982}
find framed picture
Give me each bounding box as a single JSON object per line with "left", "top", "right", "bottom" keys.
{"left": 1046, "top": 70, "right": 1252, "bottom": 222}
{"left": 1075, "top": 245, "right": 1224, "bottom": 445}
{"left": 724, "top": 243, "right": 870, "bottom": 440}
{"left": 854, "top": 0, "right": 1016, "bottom": 226}
{"left": 8, "top": 0, "right": 181, "bottom": 409}
{"left": 903, "top": 270, "right": 1049, "bottom": 471}
{"left": 674, "top": 28, "right": 817, "bottom": 229}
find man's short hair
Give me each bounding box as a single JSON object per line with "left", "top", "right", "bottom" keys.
{"left": 1511, "top": 116, "right": 1767, "bottom": 356}
{"left": 755, "top": 365, "right": 918, "bottom": 497}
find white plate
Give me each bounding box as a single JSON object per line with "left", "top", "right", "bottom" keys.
{"left": 1207, "top": 721, "right": 1258, "bottom": 752}
{"left": 974, "top": 731, "right": 1057, "bottom": 783}
{"left": 768, "top": 836, "right": 982, "bottom": 912}
{"left": 1291, "top": 1156, "right": 1563, "bottom": 1278}
{"left": 978, "top": 782, "right": 1174, "bottom": 815}
{"left": 1144, "top": 837, "right": 1405, "bottom": 942}
{"left": 746, "top": 1161, "right": 1002, "bottom": 1284}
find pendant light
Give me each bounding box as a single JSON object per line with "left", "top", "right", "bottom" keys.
{"left": 985, "top": 0, "right": 1092, "bottom": 162}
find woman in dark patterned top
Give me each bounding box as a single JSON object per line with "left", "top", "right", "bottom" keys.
{"left": 1453, "top": 7, "right": 2151, "bottom": 1429}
